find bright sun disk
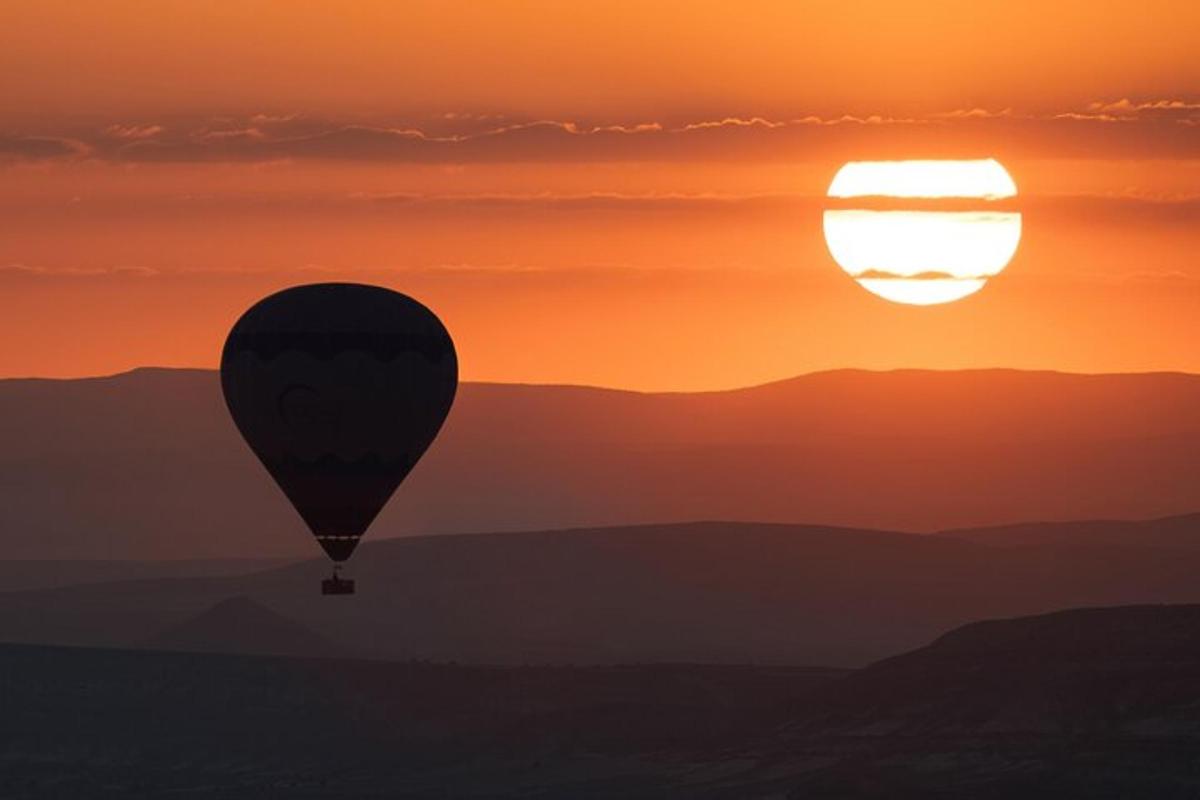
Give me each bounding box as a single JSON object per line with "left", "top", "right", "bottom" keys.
{"left": 823, "top": 159, "right": 1021, "bottom": 305}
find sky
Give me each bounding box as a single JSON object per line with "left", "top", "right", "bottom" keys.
{"left": 2, "top": 1, "right": 1199, "bottom": 390}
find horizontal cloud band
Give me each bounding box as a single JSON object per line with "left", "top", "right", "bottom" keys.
{"left": 2, "top": 100, "right": 1198, "bottom": 164}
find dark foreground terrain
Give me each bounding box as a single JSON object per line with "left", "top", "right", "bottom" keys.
{"left": 6, "top": 604, "right": 1200, "bottom": 798}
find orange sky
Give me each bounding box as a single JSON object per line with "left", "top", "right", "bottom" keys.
{"left": 2, "top": 2, "right": 1198, "bottom": 389}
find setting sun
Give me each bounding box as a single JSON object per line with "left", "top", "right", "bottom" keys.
{"left": 824, "top": 159, "right": 1021, "bottom": 305}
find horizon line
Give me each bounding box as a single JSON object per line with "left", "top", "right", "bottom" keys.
{"left": 4, "top": 364, "right": 1200, "bottom": 396}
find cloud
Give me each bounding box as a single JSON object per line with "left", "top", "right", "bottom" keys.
{"left": 853, "top": 270, "right": 977, "bottom": 281}
{"left": 2, "top": 101, "right": 1199, "bottom": 165}
{"left": 931, "top": 108, "right": 1014, "bottom": 120}
{"left": 104, "top": 124, "right": 165, "bottom": 140}
{"left": 13, "top": 185, "right": 1200, "bottom": 230}
{"left": 0, "top": 261, "right": 784, "bottom": 287}
{"left": 1114, "top": 270, "right": 1200, "bottom": 284}
{"left": 1087, "top": 98, "right": 1200, "bottom": 115}
{"left": 357, "top": 190, "right": 795, "bottom": 215}
{"left": 352, "top": 191, "right": 1200, "bottom": 227}
{"left": 0, "top": 134, "right": 89, "bottom": 160}
{"left": 677, "top": 117, "right": 790, "bottom": 131}
{"left": 1019, "top": 194, "right": 1200, "bottom": 225}
{"left": 0, "top": 263, "right": 160, "bottom": 280}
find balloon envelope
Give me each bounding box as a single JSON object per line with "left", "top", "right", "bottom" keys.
{"left": 220, "top": 283, "right": 457, "bottom": 562}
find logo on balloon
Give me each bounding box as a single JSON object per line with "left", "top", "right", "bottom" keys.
{"left": 277, "top": 384, "right": 340, "bottom": 433}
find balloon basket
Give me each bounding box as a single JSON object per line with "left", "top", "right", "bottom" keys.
{"left": 322, "top": 569, "right": 356, "bottom": 595}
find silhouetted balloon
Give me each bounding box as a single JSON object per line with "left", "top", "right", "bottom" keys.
{"left": 220, "top": 283, "right": 457, "bottom": 567}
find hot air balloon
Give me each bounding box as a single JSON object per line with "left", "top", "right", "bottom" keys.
{"left": 220, "top": 283, "right": 457, "bottom": 595}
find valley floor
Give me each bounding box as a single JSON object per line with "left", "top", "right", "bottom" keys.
{"left": 8, "top": 603, "right": 1200, "bottom": 800}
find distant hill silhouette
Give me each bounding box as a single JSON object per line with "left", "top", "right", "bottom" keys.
{"left": 806, "top": 603, "right": 1200, "bottom": 735}
{"left": 3, "top": 518, "right": 1200, "bottom": 667}
{"left": 4, "top": 367, "right": 1200, "bottom": 559}
{"left": 942, "top": 512, "right": 1200, "bottom": 550}
{"left": 756, "top": 604, "right": 1200, "bottom": 797}
{"left": 7, "top": 604, "right": 1200, "bottom": 797}
{"left": 144, "top": 595, "right": 349, "bottom": 659}
{"left": 0, "top": 558, "right": 290, "bottom": 592}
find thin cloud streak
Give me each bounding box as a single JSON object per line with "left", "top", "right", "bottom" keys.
{"left": 7, "top": 188, "right": 1197, "bottom": 227}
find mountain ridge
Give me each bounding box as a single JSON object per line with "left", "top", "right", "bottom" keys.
{"left": 6, "top": 363, "right": 1198, "bottom": 391}
{"left": 2, "top": 515, "right": 1200, "bottom": 667}
{"left": 6, "top": 367, "right": 1200, "bottom": 558}
{"left": 144, "top": 595, "right": 351, "bottom": 659}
